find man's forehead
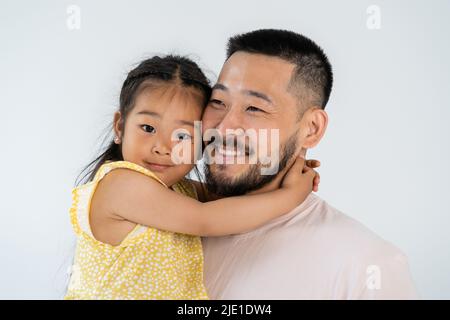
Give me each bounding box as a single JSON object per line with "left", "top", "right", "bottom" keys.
{"left": 217, "top": 52, "right": 295, "bottom": 94}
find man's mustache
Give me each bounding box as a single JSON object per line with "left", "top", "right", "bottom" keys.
{"left": 206, "top": 136, "right": 253, "bottom": 156}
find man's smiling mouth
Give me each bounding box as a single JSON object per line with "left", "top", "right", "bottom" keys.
{"left": 217, "top": 145, "right": 246, "bottom": 157}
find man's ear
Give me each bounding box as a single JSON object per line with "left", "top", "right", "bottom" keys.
{"left": 113, "top": 111, "right": 123, "bottom": 139}
{"left": 300, "top": 107, "right": 328, "bottom": 149}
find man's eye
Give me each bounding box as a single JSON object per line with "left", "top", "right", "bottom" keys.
{"left": 246, "top": 106, "right": 264, "bottom": 112}
{"left": 209, "top": 99, "right": 225, "bottom": 107}
{"left": 141, "top": 125, "right": 156, "bottom": 133}
{"left": 177, "top": 133, "right": 192, "bottom": 141}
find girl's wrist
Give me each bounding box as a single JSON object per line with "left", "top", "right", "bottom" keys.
{"left": 274, "top": 188, "right": 304, "bottom": 212}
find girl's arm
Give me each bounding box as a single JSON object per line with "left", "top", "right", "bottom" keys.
{"left": 100, "top": 157, "right": 315, "bottom": 236}
{"left": 187, "top": 179, "right": 222, "bottom": 203}
{"left": 188, "top": 158, "right": 322, "bottom": 202}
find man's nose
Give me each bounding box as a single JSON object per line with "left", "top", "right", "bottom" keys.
{"left": 215, "top": 108, "right": 245, "bottom": 136}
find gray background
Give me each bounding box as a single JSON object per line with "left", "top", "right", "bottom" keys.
{"left": 1, "top": 0, "right": 449, "bottom": 299}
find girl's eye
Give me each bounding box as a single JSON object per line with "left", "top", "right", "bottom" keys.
{"left": 177, "top": 132, "right": 192, "bottom": 141}
{"left": 246, "top": 106, "right": 264, "bottom": 113}
{"left": 141, "top": 125, "right": 156, "bottom": 133}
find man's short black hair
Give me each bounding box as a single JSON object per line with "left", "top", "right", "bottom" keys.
{"left": 227, "top": 29, "right": 333, "bottom": 111}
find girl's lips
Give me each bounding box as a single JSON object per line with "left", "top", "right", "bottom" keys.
{"left": 144, "top": 162, "right": 174, "bottom": 172}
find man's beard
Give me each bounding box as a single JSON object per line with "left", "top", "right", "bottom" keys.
{"left": 204, "top": 134, "right": 298, "bottom": 197}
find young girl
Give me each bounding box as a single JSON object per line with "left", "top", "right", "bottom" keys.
{"left": 65, "top": 55, "right": 319, "bottom": 300}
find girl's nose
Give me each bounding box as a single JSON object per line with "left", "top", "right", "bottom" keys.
{"left": 152, "top": 143, "right": 171, "bottom": 156}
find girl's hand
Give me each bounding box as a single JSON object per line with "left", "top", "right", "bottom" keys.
{"left": 281, "top": 156, "right": 320, "bottom": 196}
{"left": 305, "top": 159, "right": 321, "bottom": 192}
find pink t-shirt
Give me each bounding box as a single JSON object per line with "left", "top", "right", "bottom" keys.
{"left": 201, "top": 193, "right": 418, "bottom": 299}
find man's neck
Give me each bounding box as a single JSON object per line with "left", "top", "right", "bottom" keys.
{"left": 248, "top": 151, "right": 306, "bottom": 195}
{"left": 246, "top": 166, "right": 289, "bottom": 196}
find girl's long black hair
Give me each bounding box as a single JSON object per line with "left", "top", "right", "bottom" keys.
{"left": 75, "top": 55, "right": 211, "bottom": 186}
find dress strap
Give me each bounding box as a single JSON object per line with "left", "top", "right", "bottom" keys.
{"left": 93, "top": 161, "right": 167, "bottom": 187}
{"left": 69, "top": 161, "right": 167, "bottom": 244}
{"left": 171, "top": 178, "right": 198, "bottom": 200}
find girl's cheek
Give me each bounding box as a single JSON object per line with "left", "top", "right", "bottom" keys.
{"left": 177, "top": 164, "right": 196, "bottom": 177}
{"left": 190, "top": 143, "right": 196, "bottom": 164}
{"left": 173, "top": 141, "right": 197, "bottom": 164}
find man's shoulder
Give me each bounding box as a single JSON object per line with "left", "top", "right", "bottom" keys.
{"left": 303, "top": 195, "right": 418, "bottom": 298}
{"left": 291, "top": 194, "right": 408, "bottom": 264}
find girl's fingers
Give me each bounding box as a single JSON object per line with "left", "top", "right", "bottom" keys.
{"left": 305, "top": 159, "right": 321, "bottom": 168}
{"left": 304, "top": 167, "right": 317, "bottom": 179}
{"left": 313, "top": 173, "right": 320, "bottom": 192}
{"left": 302, "top": 165, "right": 310, "bottom": 173}
{"left": 304, "top": 159, "right": 321, "bottom": 192}
{"left": 292, "top": 155, "right": 306, "bottom": 171}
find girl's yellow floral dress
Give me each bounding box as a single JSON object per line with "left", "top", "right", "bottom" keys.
{"left": 64, "top": 161, "right": 209, "bottom": 300}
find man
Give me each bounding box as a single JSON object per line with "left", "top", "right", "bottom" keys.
{"left": 200, "top": 29, "right": 418, "bottom": 299}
